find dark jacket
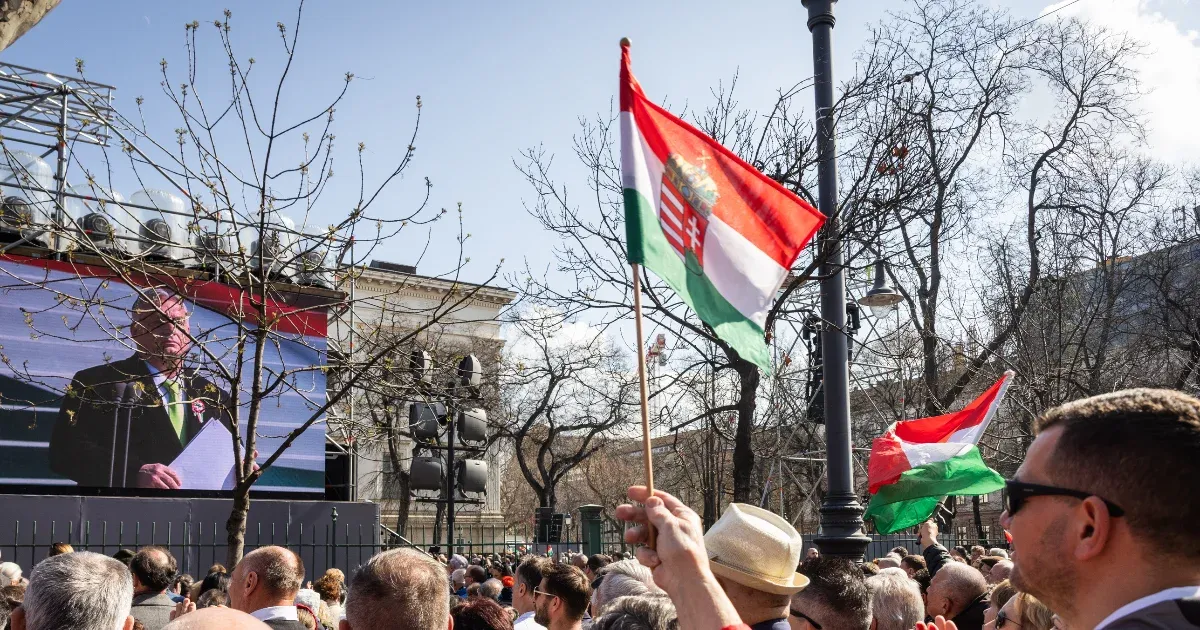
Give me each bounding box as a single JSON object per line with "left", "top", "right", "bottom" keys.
{"left": 1105, "top": 597, "right": 1200, "bottom": 630}
{"left": 130, "top": 592, "right": 177, "bottom": 630}
{"left": 49, "top": 354, "right": 235, "bottom": 487}
{"left": 923, "top": 542, "right": 952, "bottom": 577}
{"left": 263, "top": 619, "right": 309, "bottom": 630}
{"left": 952, "top": 594, "right": 990, "bottom": 630}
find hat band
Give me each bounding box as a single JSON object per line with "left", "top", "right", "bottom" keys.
{"left": 709, "top": 553, "right": 794, "bottom": 584}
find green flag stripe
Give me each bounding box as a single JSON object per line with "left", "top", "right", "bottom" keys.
{"left": 624, "top": 188, "right": 770, "bottom": 370}
{"left": 863, "top": 445, "right": 1004, "bottom": 534}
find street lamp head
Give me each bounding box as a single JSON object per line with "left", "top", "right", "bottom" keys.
{"left": 858, "top": 259, "right": 903, "bottom": 316}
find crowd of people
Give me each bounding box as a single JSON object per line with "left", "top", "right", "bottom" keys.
{"left": 0, "top": 387, "right": 1195, "bottom": 630}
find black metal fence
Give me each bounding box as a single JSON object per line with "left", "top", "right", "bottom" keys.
{"left": 1, "top": 517, "right": 385, "bottom": 582}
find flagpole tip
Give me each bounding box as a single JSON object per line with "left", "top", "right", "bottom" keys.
{"left": 620, "top": 37, "right": 631, "bottom": 49}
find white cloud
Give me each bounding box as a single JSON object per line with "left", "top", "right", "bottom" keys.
{"left": 1042, "top": 0, "right": 1200, "bottom": 164}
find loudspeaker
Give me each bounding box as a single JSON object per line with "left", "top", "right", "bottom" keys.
{"left": 456, "top": 459, "right": 488, "bottom": 494}
{"left": 410, "top": 457, "right": 445, "bottom": 491}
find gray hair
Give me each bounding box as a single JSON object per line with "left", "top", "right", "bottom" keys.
{"left": 592, "top": 595, "right": 678, "bottom": 630}
{"left": 451, "top": 568, "right": 466, "bottom": 587}
{"left": 593, "top": 559, "right": 661, "bottom": 614}
{"left": 346, "top": 548, "right": 449, "bottom": 630}
{"left": 987, "top": 548, "right": 1009, "bottom": 559}
{"left": 480, "top": 578, "right": 503, "bottom": 599}
{"left": 866, "top": 571, "right": 924, "bottom": 630}
{"left": 23, "top": 551, "right": 133, "bottom": 630}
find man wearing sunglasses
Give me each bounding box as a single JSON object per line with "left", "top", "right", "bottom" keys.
{"left": 1000, "top": 388, "right": 1200, "bottom": 630}
{"left": 533, "top": 563, "right": 590, "bottom": 630}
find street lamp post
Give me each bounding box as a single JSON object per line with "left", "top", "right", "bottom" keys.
{"left": 802, "top": 0, "right": 871, "bottom": 560}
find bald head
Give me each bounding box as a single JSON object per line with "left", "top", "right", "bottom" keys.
{"left": 229, "top": 547, "right": 304, "bottom": 614}
{"left": 927, "top": 562, "right": 987, "bottom": 619}
{"left": 163, "top": 606, "right": 271, "bottom": 630}
{"left": 989, "top": 560, "right": 1013, "bottom": 584}
{"left": 344, "top": 549, "right": 450, "bottom": 630}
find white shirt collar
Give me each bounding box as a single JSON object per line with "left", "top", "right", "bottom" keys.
{"left": 250, "top": 605, "right": 299, "bottom": 622}
{"left": 1094, "top": 585, "right": 1200, "bottom": 630}
{"left": 514, "top": 611, "right": 545, "bottom": 629}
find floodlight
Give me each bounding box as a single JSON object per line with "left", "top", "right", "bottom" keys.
{"left": 65, "top": 186, "right": 129, "bottom": 255}
{"left": 458, "top": 354, "right": 482, "bottom": 390}
{"left": 409, "top": 402, "right": 442, "bottom": 440}
{"left": 130, "top": 189, "right": 189, "bottom": 261}
{"left": 457, "top": 408, "right": 487, "bottom": 443}
{"left": 410, "top": 456, "right": 445, "bottom": 491}
{"left": 0, "top": 150, "right": 54, "bottom": 249}
{"left": 456, "top": 459, "right": 488, "bottom": 494}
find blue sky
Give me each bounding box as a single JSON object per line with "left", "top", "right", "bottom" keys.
{"left": 5, "top": 1, "right": 1198, "bottom": 287}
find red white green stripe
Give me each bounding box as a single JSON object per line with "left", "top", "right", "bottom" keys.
{"left": 864, "top": 372, "right": 1013, "bottom": 534}
{"left": 619, "top": 41, "right": 824, "bottom": 370}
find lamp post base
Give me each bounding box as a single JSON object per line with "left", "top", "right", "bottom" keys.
{"left": 813, "top": 492, "right": 871, "bottom": 560}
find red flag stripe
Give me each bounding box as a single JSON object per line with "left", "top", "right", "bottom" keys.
{"left": 619, "top": 42, "right": 825, "bottom": 270}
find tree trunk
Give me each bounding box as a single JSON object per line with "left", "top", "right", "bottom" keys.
{"left": 433, "top": 501, "right": 445, "bottom": 550}
{"left": 539, "top": 485, "right": 557, "bottom": 511}
{"left": 732, "top": 360, "right": 760, "bottom": 503}
{"left": 225, "top": 487, "right": 250, "bottom": 568}
{"left": 972, "top": 495, "right": 986, "bottom": 547}
{"left": 0, "top": 0, "right": 60, "bottom": 53}
{"left": 394, "top": 474, "right": 412, "bottom": 534}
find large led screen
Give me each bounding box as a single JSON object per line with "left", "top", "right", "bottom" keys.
{"left": 0, "top": 255, "right": 328, "bottom": 494}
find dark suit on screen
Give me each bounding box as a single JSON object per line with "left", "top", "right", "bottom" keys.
{"left": 49, "top": 353, "right": 235, "bottom": 487}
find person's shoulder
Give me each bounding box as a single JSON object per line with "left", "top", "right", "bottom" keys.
{"left": 1106, "top": 598, "right": 1200, "bottom": 630}
{"left": 71, "top": 355, "right": 142, "bottom": 384}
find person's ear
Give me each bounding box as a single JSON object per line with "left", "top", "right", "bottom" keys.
{"left": 10, "top": 606, "right": 25, "bottom": 630}
{"left": 447, "top": 616, "right": 455, "bottom": 630}
{"left": 245, "top": 570, "right": 259, "bottom": 596}
{"left": 123, "top": 615, "right": 135, "bottom": 630}
{"left": 340, "top": 620, "right": 352, "bottom": 630}
{"left": 871, "top": 619, "right": 878, "bottom": 630}
{"left": 1075, "top": 496, "right": 1114, "bottom": 561}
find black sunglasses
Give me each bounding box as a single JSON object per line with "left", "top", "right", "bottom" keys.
{"left": 1004, "top": 480, "right": 1125, "bottom": 517}
{"left": 790, "top": 608, "right": 823, "bottom": 630}
{"left": 997, "top": 610, "right": 1022, "bottom": 630}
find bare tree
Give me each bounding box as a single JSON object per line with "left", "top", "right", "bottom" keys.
{"left": 496, "top": 311, "right": 636, "bottom": 510}
{"left": 863, "top": 0, "right": 1144, "bottom": 418}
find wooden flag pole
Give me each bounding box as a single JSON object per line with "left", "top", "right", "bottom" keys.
{"left": 631, "top": 263, "right": 656, "bottom": 548}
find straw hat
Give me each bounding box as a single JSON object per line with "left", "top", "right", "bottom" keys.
{"left": 704, "top": 503, "right": 809, "bottom": 595}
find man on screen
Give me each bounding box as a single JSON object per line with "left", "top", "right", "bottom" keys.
{"left": 49, "top": 288, "right": 236, "bottom": 489}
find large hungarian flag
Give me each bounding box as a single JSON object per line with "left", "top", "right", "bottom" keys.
{"left": 619, "top": 41, "right": 825, "bottom": 370}
{"left": 863, "top": 372, "right": 1013, "bottom": 534}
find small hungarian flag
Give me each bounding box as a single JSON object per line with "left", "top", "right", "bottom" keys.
{"left": 619, "top": 40, "right": 825, "bottom": 370}
{"left": 863, "top": 372, "right": 1013, "bottom": 534}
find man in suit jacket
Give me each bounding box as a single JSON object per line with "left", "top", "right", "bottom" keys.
{"left": 1001, "top": 389, "right": 1200, "bottom": 630}
{"left": 130, "top": 546, "right": 180, "bottom": 630}
{"left": 229, "top": 547, "right": 307, "bottom": 630}
{"left": 49, "top": 289, "right": 236, "bottom": 489}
